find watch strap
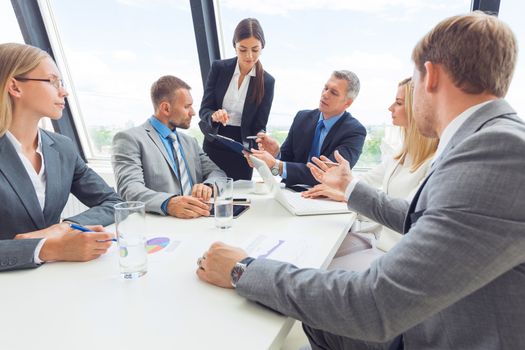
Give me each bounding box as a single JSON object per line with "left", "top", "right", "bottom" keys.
{"left": 240, "top": 257, "right": 255, "bottom": 266}
{"left": 231, "top": 257, "right": 255, "bottom": 288}
{"left": 271, "top": 159, "right": 280, "bottom": 176}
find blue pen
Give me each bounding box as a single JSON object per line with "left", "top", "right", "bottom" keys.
{"left": 69, "top": 223, "right": 90, "bottom": 232}
{"left": 69, "top": 223, "right": 117, "bottom": 242}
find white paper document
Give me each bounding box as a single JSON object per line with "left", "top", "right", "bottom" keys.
{"left": 244, "top": 235, "right": 308, "bottom": 265}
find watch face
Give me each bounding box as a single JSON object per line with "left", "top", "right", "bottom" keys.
{"left": 231, "top": 263, "right": 246, "bottom": 287}
{"left": 271, "top": 167, "right": 279, "bottom": 176}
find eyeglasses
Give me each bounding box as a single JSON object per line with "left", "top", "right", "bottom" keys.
{"left": 14, "top": 76, "right": 65, "bottom": 90}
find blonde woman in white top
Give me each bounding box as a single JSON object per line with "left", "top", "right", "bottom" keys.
{"left": 303, "top": 78, "right": 438, "bottom": 259}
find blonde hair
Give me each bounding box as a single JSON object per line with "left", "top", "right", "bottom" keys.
{"left": 412, "top": 11, "right": 517, "bottom": 97}
{"left": 394, "top": 78, "right": 438, "bottom": 171}
{"left": 0, "top": 43, "right": 50, "bottom": 136}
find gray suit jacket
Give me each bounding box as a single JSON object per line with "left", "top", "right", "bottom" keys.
{"left": 0, "top": 239, "right": 42, "bottom": 271}
{"left": 236, "top": 100, "right": 525, "bottom": 349}
{"left": 111, "top": 120, "right": 226, "bottom": 214}
{"left": 0, "top": 130, "right": 121, "bottom": 271}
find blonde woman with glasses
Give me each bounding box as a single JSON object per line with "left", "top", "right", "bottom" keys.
{"left": 303, "top": 78, "right": 438, "bottom": 265}
{"left": 0, "top": 43, "right": 121, "bottom": 271}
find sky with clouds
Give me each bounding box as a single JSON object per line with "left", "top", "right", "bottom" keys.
{"left": 1, "top": 0, "right": 523, "bottom": 156}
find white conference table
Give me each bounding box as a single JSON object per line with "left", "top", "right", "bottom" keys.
{"left": 0, "top": 188, "right": 355, "bottom": 350}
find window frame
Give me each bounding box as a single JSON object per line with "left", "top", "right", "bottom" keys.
{"left": 9, "top": 0, "right": 503, "bottom": 164}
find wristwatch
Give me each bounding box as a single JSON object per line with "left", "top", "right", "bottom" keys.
{"left": 230, "top": 257, "right": 255, "bottom": 288}
{"left": 271, "top": 159, "right": 280, "bottom": 176}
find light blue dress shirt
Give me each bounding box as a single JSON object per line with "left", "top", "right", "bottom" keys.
{"left": 148, "top": 116, "right": 193, "bottom": 214}
{"left": 149, "top": 116, "right": 177, "bottom": 159}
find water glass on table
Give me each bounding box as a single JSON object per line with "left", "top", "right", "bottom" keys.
{"left": 114, "top": 201, "right": 147, "bottom": 279}
{"left": 214, "top": 177, "right": 233, "bottom": 229}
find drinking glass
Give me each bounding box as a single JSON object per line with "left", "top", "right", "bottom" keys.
{"left": 114, "top": 201, "right": 147, "bottom": 279}
{"left": 214, "top": 178, "right": 233, "bottom": 229}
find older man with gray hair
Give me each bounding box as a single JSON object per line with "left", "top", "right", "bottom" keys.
{"left": 249, "top": 70, "right": 366, "bottom": 187}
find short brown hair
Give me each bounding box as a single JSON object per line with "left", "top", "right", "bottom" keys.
{"left": 150, "top": 75, "right": 190, "bottom": 111}
{"left": 412, "top": 11, "right": 517, "bottom": 97}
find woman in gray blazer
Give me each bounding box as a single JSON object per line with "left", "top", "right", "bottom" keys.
{"left": 0, "top": 43, "right": 121, "bottom": 271}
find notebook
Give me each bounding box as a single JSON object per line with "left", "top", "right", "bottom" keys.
{"left": 250, "top": 156, "right": 351, "bottom": 216}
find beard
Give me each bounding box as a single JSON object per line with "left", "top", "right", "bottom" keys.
{"left": 168, "top": 118, "right": 190, "bottom": 130}
{"left": 413, "top": 90, "right": 438, "bottom": 138}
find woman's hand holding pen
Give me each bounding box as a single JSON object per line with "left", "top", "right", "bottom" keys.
{"left": 14, "top": 223, "right": 72, "bottom": 240}
{"left": 212, "top": 109, "right": 229, "bottom": 126}
{"left": 39, "top": 228, "right": 115, "bottom": 262}
{"left": 15, "top": 223, "right": 115, "bottom": 262}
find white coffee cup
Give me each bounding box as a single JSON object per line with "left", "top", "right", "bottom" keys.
{"left": 253, "top": 181, "right": 269, "bottom": 194}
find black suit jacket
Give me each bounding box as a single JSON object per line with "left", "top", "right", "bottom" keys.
{"left": 199, "top": 57, "right": 275, "bottom": 143}
{"left": 280, "top": 109, "right": 366, "bottom": 186}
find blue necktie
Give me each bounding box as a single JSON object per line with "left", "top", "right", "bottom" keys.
{"left": 308, "top": 119, "right": 325, "bottom": 160}
{"left": 169, "top": 133, "right": 192, "bottom": 195}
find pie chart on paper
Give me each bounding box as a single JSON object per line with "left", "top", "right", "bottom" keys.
{"left": 146, "top": 237, "right": 170, "bottom": 254}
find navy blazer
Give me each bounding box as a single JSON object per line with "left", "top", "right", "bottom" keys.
{"left": 0, "top": 130, "right": 121, "bottom": 240}
{"left": 199, "top": 57, "right": 275, "bottom": 143}
{"left": 280, "top": 109, "right": 366, "bottom": 186}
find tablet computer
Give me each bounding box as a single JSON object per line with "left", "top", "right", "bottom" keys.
{"left": 286, "top": 184, "right": 311, "bottom": 193}
{"left": 209, "top": 204, "right": 249, "bottom": 218}
{"left": 209, "top": 134, "right": 252, "bottom": 154}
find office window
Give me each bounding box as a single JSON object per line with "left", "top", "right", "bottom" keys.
{"left": 499, "top": 3, "right": 525, "bottom": 117}
{"left": 216, "top": 0, "right": 471, "bottom": 167}
{"left": 2, "top": 2, "right": 55, "bottom": 131}
{"left": 40, "top": 0, "right": 202, "bottom": 159}
{"left": 0, "top": 2, "right": 24, "bottom": 43}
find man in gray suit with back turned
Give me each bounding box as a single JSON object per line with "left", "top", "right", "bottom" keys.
{"left": 112, "top": 75, "right": 226, "bottom": 219}
{"left": 196, "top": 12, "right": 525, "bottom": 349}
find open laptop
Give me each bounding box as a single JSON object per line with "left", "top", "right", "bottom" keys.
{"left": 250, "top": 156, "right": 351, "bottom": 216}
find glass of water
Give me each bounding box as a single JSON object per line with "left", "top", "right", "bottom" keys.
{"left": 214, "top": 177, "right": 233, "bottom": 229}
{"left": 114, "top": 201, "right": 147, "bottom": 279}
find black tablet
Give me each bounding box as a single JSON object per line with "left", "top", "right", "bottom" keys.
{"left": 209, "top": 204, "right": 249, "bottom": 218}
{"left": 286, "top": 184, "right": 311, "bottom": 192}
{"left": 209, "top": 134, "right": 252, "bottom": 154}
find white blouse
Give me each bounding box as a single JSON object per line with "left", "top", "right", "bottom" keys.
{"left": 6, "top": 130, "right": 46, "bottom": 211}
{"left": 358, "top": 155, "right": 432, "bottom": 251}
{"left": 222, "top": 62, "right": 256, "bottom": 127}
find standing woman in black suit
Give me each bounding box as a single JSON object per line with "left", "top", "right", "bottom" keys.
{"left": 199, "top": 18, "right": 275, "bottom": 180}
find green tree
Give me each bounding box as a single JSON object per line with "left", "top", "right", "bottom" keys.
{"left": 354, "top": 126, "right": 384, "bottom": 168}
{"left": 90, "top": 126, "right": 115, "bottom": 154}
